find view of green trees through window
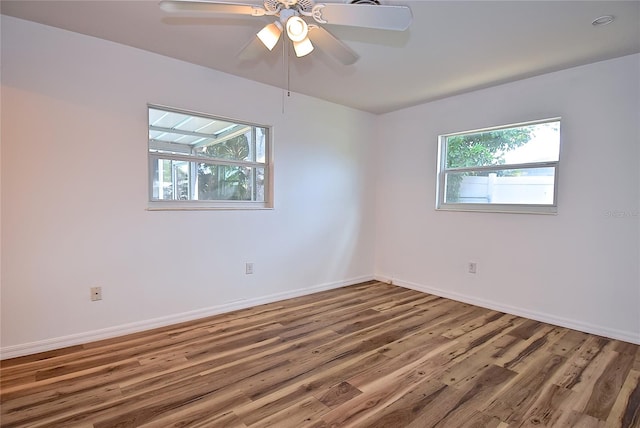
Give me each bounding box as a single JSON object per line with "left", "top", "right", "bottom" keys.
{"left": 444, "top": 127, "right": 533, "bottom": 202}
{"left": 148, "top": 106, "right": 270, "bottom": 207}
{"left": 438, "top": 119, "right": 560, "bottom": 213}
{"left": 198, "top": 134, "right": 253, "bottom": 201}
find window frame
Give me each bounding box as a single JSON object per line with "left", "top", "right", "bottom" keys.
{"left": 147, "top": 104, "right": 273, "bottom": 210}
{"left": 436, "top": 118, "right": 561, "bottom": 214}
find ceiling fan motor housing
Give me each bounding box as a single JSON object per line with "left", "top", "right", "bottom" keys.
{"left": 264, "top": 0, "right": 316, "bottom": 13}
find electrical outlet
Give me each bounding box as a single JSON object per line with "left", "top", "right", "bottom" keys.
{"left": 245, "top": 262, "right": 254, "bottom": 275}
{"left": 90, "top": 286, "right": 102, "bottom": 301}
{"left": 468, "top": 262, "right": 478, "bottom": 274}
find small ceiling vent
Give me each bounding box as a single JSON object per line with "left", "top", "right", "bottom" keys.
{"left": 350, "top": 0, "right": 381, "bottom": 4}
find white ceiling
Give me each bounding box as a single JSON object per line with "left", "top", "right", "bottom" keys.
{"left": 2, "top": 0, "right": 639, "bottom": 114}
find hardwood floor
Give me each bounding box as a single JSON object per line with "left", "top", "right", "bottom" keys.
{"left": 1, "top": 281, "right": 639, "bottom": 427}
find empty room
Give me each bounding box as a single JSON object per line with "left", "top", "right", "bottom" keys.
{"left": 1, "top": 0, "right": 639, "bottom": 427}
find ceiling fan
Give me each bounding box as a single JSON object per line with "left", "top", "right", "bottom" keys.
{"left": 159, "top": 0, "right": 412, "bottom": 65}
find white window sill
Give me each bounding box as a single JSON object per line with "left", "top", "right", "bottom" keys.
{"left": 148, "top": 201, "right": 273, "bottom": 211}
{"left": 436, "top": 204, "right": 557, "bottom": 215}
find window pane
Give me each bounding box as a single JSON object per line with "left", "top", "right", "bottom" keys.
{"left": 174, "top": 161, "right": 190, "bottom": 200}
{"left": 446, "top": 120, "right": 560, "bottom": 168}
{"left": 151, "top": 159, "right": 191, "bottom": 200}
{"left": 255, "top": 167, "right": 265, "bottom": 202}
{"left": 192, "top": 132, "right": 252, "bottom": 162}
{"left": 256, "top": 128, "right": 267, "bottom": 163}
{"left": 197, "top": 164, "right": 264, "bottom": 202}
{"left": 445, "top": 167, "right": 555, "bottom": 205}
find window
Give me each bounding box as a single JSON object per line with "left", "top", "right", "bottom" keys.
{"left": 148, "top": 105, "right": 272, "bottom": 209}
{"left": 436, "top": 118, "right": 561, "bottom": 214}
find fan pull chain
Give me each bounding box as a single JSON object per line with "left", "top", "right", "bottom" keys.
{"left": 281, "top": 39, "right": 291, "bottom": 114}
{"left": 287, "top": 45, "right": 291, "bottom": 97}
{"left": 281, "top": 39, "right": 285, "bottom": 113}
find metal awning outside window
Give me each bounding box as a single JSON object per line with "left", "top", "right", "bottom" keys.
{"left": 149, "top": 107, "right": 250, "bottom": 155}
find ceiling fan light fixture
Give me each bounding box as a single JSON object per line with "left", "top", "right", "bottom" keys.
{"left": 286, "top": 16, "right": 309, "bottom": 42}
{"left": 293, "top": 37, "right": 314, "bottom": 57}
{"left": 257, "top": 21, "right": 283, "bottom": 50}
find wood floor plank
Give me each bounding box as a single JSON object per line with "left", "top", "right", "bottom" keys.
{"left": 137, "top": 403, "right": 247, "bottom": 428}
{"left": 247, "top": 396, "right": 329, "bottom": 428}
{"left": 435, "top": 364, "right": 518, "bottom": 427}
{"left": 552, "top": 335, "right": 613, "bottom": 390}
{"left": 481, "top": 352, "right": 567, "bottom": 423}
{"left": 439, "top": 333, "right": 521, "bottom": 387}
{"left": 1, "top": 281, "right": 638, "bottom": 428}
{"left": 500, "top": 327, "right": 565, "bottom": 373}
{"left": 441, "top": 310, "right": 505, "bottom": 339}
{"left": 399, "top": 364, "right": 514, "bottom": 428}
{"left": 321, "top": 360, "right": 444, "bottom": 427}
{"left": 231, "top": 350, "right": 390, "bottom": 425}
{"left": 515, "top": 382, "right": 578, "bottom": 427}
{"left": 349, "top": 378, "right": 448, "bottom": 428}
{"left": 605, "top": 369, "right": 640, "bottom": 428}
{"left": 315, "top": 381, "right": 362, "bottom": 409}
{"left": 548, "top": 328, "right": 589, "bottom": 357}
{"left": 583, "top": 349, "right": 635, "bottom": 420}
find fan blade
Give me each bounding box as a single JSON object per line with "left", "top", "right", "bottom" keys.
{"left": 311, "top": 3, "right": 412, "bottom": 31}
{"left": 308, "top": 26, "right": 359, "bottom": 65}
{"left": 159, "top": 0, "right": 266, "bottom": 16}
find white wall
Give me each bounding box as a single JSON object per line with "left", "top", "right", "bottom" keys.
{"left": 2, "top": 17, "right": 638, "bottom": 359}
{"left": 375, "top": 54, "right": 640, "bottom": 343}
{"left": 0, "top": 16, "right": 377, "bottom": 357}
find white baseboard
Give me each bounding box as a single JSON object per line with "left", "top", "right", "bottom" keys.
{"left": 5, "top": 274, "right": 635, "bottom": 359}
{"left": 0, "top": 275, "right": 374, "bottom": 360}
{"left": 376, "top": 275, "right": 640, "bottom": 345}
